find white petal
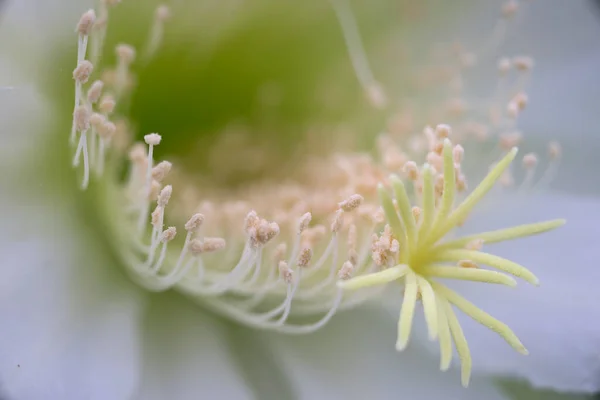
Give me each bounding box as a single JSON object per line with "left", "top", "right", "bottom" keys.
{"left": 0, "top": 67, "right": 145, "bottom": 399}
{"left": 264, "top": 307, "right": 509, "bottom": 400}
{"left": 0, "top": 80, "right": 48, "bottom": 162}
{"left": 0, "top": 190, "right": 147, "bottom": 400}
{"left": 0, "top": 0, "right": 92, "bottom": 57}
{"left": 420, "top": 192, "right": 600, "bottom": 393}
{"left": 135, "top": 295, "right": 253, "bottom": 400}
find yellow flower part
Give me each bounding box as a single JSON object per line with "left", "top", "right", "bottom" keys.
{"left": 338, "top": 138, "right": 565, "bottom": 387}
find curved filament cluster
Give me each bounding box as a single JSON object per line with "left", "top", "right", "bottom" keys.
{"left": 105, "top": 134, "right": 381, "bottom": 334}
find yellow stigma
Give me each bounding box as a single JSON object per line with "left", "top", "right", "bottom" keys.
{"left": 338, "top": 139, "right": 565, "bottom": 388}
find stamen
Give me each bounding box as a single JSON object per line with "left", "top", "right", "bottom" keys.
{"left": 502, "top": 0, "right": 519, "bottom": 19}
{"left": 338, "top": 260, "right": 355, "bottom": 280}
{"left": 71, "top": 60, "right": 94, "bottom": 144}
{"left": 297, "top": 247, "right": 313, "bottom": 268}
{"left": 143, "top": 4, "right": 171, "bottom": 62}
{"left": 87, "top": 80, "right": 104, "bottom": 104}
{"left": 96, "top": 121, "right": 115, "bottom": 175}
{"left": 201, "top": 237, "right": 227, "bottom": 253}
{"left": 137, "top": 133, "right": 162, "bottom": 234}
{"left": 329, "top": 0, "right": 386, "bottom": 108}
{"left": 185, "top": 213, "right": 205, "bottom": 232}
{"left": 279, "top": 261, "right": 293, "bottom": 284}
{"left": 297, "top": 212, "right": 312, "bottom": 234}
{"left": 88, "top": 113, "right": 104, "bottom": 167}
{"left": 76, "top": 9, "right": 95, "bottom": 63}
{"left": 537, "top": 141, "right": 562, "bottom": 188}
{"left": 338, "top": 194, "right": 363, "bottom": 212}
{"left": 519, "top": 152, "right": 538, "bottom": 190}
{"left": 403, "top": 161, "right": 419, "bottom": 181}
{"left": 152, "top": 160, "right": 173, "bottom": 182}
{"left": 150, "top": 226, "right": 177, "bottom": 273}
{"left": 99, "top": 95, "right": 116, "bottom": 115}
{"left": 72, "top": 106, "right": 92, "bottom": 189}
{"left": 115, "top": 44, "right": 136, "bottom": 99}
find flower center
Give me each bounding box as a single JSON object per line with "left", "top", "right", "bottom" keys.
{"left": 97, "top": 0, "right": 407, "bottom": 189}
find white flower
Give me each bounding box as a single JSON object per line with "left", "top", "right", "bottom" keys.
{"left": 1, "top": 0, "right": 598, "bottom": 399}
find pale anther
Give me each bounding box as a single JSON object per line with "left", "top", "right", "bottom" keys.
{"left": 507, "top": 101, "right": 520, "bottom": 119}
{"left": 151, "top": 207, "right": 162, "bottom": 227}
{"left": 339, "top": 194, "right": 364, "bottom": 212}
{"left": 73, "top": 61, "right": 94, "bottom": 83}
{"left": 77, "top": 9, "right": 96, "bottom": 35}
{"left": 188, "top": 238, "right": 204, "bottom": 255}
{"left": 403, "top": 161, "right": 419, "bottom": 181}
{"left": 144, "top": 133, "right": 162, "bottom": 146}
{"left": 87, "top": 80, "right": 104, "bottom": 103}
{"left": 128, "top": 143, "right": 147, "bottom": 163}
{"left": 501, "top": 0, "right": 518, "bottom": 18}
{"left": 73, "top": 106, "right": 91, "bottom": 132}
{"left": 453, "top": 144, "right": 464, "bottom": 163}
{"left": 338, "top": 261, "right": 354, "bottom": 280}
{"left": 513, "top": 56, "right": 534, "bottom": 71}
{"left": 116, "top": 44, "right": 136, "bottom": 64}
{"left": 298, "top": 248, "right": 313, "bottom": 267}
{"left": 98, "top": 121, "right": 116, "bottom": 139}
{"left": 548, "top": 141, "right": 561, "bottom": 160}
{"left": 512, "top": 92, "right": 528, "bottom": 111}
{"left": 148, "top": 180, "right": 161, "bottom": 201}
{"left": 157, "top": 185, "right": 172, "bottom": 207}
{"left": 185, "top": 213, "right": 205, "bottom": 232}
{"left": 279, "top": 261, "right": 293, "bottom": 284}
{"left": 435, "top": 124, "right": 452, "bottom": 139}
{"left": 522, "top": 153, "right": 538, "bottom": 169}
{"left": 202, "top": 237, "right": 226, "bottom": 253}
{"left": 99, "top": 95, "right": 116, "bottom": 114}
{"left": 155, "top": 4, "right": 171, "bottom": 22}
{"left": 152, "top": 161, "right": 173, "bottom": 182}
{"left": 297, "top": 212, "right": 312, "bottom": 234}
{"left": 161, "top": 226, "right": 177, "bottom": 243}
{"left": 331, "top": 209, "right": 344, "bottom": 233}
{"left": 497, "top": 57, "right": 512, "bottom": 75}
{"left": 89, "top": 113, "right": 105, "bottom": 128}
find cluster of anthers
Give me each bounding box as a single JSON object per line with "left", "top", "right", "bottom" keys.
{"left": 68, "top": 0, "right": 563, "bottom": 387}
